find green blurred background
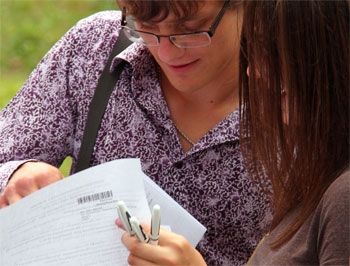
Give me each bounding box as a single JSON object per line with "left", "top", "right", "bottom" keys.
{"left": 0, "top": 0, "right": 118, "bottom": 176}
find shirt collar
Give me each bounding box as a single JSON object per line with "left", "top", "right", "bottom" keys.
{"left": 110, "top": 43, "right": 152, "bottom": 73}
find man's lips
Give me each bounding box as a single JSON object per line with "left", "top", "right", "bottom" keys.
{"left": 167, "top": 60, "right": 198, "bottom": 72}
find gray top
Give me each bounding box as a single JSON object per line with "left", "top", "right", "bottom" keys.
{"left": 247, "top": 171, "right": 349, "bottom": 265}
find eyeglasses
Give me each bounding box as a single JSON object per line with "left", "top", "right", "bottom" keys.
{"left": 121, "top": 0, "right": 231, "bottom": 48}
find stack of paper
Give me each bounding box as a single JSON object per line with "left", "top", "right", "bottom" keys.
{"left": 0, "top": 158, "right": 206, "bottom": 266}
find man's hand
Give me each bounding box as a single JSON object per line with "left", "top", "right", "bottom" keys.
{"left": 0, "top": 161, "right": 64, "bottom": 209}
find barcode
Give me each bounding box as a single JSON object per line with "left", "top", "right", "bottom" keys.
{"left": 77, "top": 190, "right": 113, "bottom": 204}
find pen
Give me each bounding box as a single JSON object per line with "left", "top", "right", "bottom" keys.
{"left": 129, "top": 216, "right": 150, "bottom": 243}
{"left": 149, "top": 204, "right": 161, "bottom": 245}
{"left": 117, "top": 200, "right": 134, "bottom": 235}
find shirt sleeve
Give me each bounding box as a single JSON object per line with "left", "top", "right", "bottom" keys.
{"left": 0, "top": 35, "right": 73, "bottom": 191}
{"left": 318, "top": 172, "right": 350, "bottom": 265}
{"left": 0, "top": 11, "right": 123, "bottom": 192}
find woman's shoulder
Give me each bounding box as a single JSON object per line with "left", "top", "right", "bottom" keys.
{"left": 323, "top": 170, "right": 349, "bottom": 203}
{"left": 315, "top": 172, "right": 349, "bottom": 265}
{"left": 317, "top": 170, "right": 349, "bottom": 221}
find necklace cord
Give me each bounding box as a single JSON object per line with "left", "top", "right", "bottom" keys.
{"left": 157, "top": 65, "right": 195, "bottom": 147}
{"left": 174, "top": 124, "right": 195, "bottom": 146}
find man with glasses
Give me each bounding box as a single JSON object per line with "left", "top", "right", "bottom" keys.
{"left": 0, "top": 0, "right": 272, "bottom": 265}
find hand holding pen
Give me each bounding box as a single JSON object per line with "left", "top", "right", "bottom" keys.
{"left": 117, "top": 201, "right": 160, "bottom": 245}
{"left": 117, "top": 206, "right": 207, "bottom": 266}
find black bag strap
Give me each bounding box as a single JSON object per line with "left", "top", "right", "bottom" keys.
{"left": 75, "top": 30, "right": 131, "bottom": 173}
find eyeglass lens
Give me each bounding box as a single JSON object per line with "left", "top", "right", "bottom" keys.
{"left": 123, "top": 23, "right": 212, "bottom": 48}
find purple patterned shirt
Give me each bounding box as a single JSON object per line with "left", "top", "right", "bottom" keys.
{"left": 0, "top": 11, "right": 272, "bottom": 265}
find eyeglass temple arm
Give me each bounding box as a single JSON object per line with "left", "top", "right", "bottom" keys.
{"left": 121, "top": 7, "right": 127, "bottom": 26}
{"left": 208, "top": 0, "right": 231, "bottom": 36}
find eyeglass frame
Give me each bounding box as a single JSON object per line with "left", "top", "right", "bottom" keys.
{"left": 121, "top": 0, "right": 231, "bottom": 48}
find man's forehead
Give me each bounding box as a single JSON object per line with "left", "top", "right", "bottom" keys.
{"left": 134, "top": 1, "right": 218, "bottom": 24}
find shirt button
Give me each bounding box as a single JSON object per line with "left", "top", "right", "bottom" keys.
{"left": 174, "top": 162, "right": 184, "bottom": 169}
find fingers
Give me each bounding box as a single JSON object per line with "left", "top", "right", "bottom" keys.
{"left": 121, "top": 228, "right": 183, "bottom": 265}
{"left": 115, "top": 218, "right": 124, "bottom": 229}
{"left": 3, "top": 178, "right": 37, "bottom": 205}
{"left": 2, "top": 179, "right": 37, "bottom": 205}
{"left": 121, "top": 227, "right": 207, "bottom": 266}
{"left": 0, "top": 176, "right": 37, "bottom": 208}
{"left": 35, "top": 170, "right": 63, "bottom": 189}
{"left": 127, "top": 253, "right": 158, "bottom": 266}
{"left": 122, "top": 232, "right": 160, "bottom": 265}
{"left": 12, "top": 162, "right": 64, "bottom": 189}
{"left": 0, "top": 193, "right": 9, "bottom": 208}
{"left": 0, "top": 161, "right": 63, "bottom": 208}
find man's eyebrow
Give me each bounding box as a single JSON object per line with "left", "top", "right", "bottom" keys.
{"left": 142, "top": 15, "right": 209, "bottom": 26}
{"left": 178, "top": 17, "right": 209, "bottom": 25}
{"left": 139, "top": 8, "right": 212, "bottom": 25}
{"left": 176, "top": 10, "right": 213, "bottom": 24}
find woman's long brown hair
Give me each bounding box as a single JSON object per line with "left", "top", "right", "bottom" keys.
{"left": 239, "top": 0, "right": 349, "bottom": 247}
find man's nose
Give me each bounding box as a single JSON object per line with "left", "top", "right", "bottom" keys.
{"left": 156, "top": 36, "right": 185, "bottom": 62}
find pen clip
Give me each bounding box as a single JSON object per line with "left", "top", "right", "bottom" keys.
{"left": 117, "top": 200, "right": 135, "bottom": 235}
{"left": 130, "top": 216, "right": 150, "bottom": 243}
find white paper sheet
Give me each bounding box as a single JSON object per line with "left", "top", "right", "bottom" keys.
{"left": 144, "top": 176, "right": 207, "bottom": 247}
{"left": 0, "top": 159, "right": 151, "bottom": 266}
{"left": 0, "top": 158, "right": 206, "bottom": 266}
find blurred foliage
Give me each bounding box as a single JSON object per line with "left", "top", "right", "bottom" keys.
{"left": 0, "top": 0, "right": 118, "bottom": 175}
{"left": 0, "top": 0, "right": 117, "bottom": 73}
